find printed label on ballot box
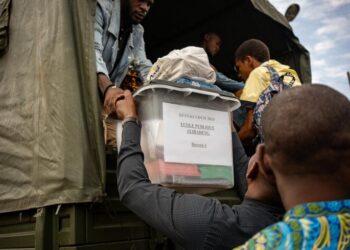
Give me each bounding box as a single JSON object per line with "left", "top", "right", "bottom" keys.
{"left": 163, "top": 102, "right": 233, "bottom": 166}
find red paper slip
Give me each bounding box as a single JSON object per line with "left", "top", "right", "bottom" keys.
{"left": 146, "top": 160, "right": 201, "bottom": 177}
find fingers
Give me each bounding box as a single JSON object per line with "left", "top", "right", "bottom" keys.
{"left": 114, "top": 90, "right": 132, "bottom": 107}
{"left": 115, "top": 90, "right": 137, "bottom": 120}
{"left": 124, "top": 89, "right": 132, "bottom": 98}
{"left": 104, "top": 87, "right": 124, "bottom": 115}
{"left": 115, "top": 95, "right": 125, "bottom": 104}
{"left": 103, "top": 86, "right": 137, "bottom": 120}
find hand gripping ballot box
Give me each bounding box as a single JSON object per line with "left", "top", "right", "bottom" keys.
{"left": 119, "top": 80, "right": 241, "bottom": 193}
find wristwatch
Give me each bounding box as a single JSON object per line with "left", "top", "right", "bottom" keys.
{"left": 122, "top": 116, "right": 142, "bottom": 128}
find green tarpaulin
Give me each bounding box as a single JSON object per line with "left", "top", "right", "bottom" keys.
{"left": 0, "top": 0, "right": 105, "bottom": 213}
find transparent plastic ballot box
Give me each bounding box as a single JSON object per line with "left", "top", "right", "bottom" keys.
{"left": 117, "top": 80, "right": 241, "bottom": 194}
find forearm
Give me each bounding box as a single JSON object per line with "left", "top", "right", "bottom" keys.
{"left": 97, "top": 73, "right": 113, "bottom": 93}
{"left": 238, "top": 109, "right": 255, "bottom": 143}
{"left": 215, "top": 72, "right": 244, "bottom": 93}
{"left": 238, "top": 124, "right": 255, "bottom": 142}
{"left": 232, "top": 132, "right": 249, "bottom": 198}
{"left": 94, "top": 4, "right": 110, "bottom": 81}
{"left": 98, "top": 74, "right": 124, "bottom": 114}
{"left": 117, "top": 122, "right": 150, "bottom": 203}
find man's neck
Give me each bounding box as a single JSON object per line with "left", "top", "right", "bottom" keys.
{"left": 120, "top": 17, "right": 132, "bottom": 31}
{"left": 253, "top": 59, "right": 263, "bottom": 69}
{"left": 277, "top": 174, "right": 349, "bottom": 210}
{"left": 245, "top": 183, "right": 282, "bottom": 207}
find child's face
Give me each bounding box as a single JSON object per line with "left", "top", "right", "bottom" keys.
{"left": 235, "top": 58, "right": 252, "bottom": 82}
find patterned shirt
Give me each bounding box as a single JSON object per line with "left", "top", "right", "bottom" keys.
{"left": 235, "top": 199, "right": 350, "bottom": 250}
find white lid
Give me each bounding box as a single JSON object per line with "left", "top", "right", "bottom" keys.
{"left": 134, "top": 80, "right": 241, "bottom": 112}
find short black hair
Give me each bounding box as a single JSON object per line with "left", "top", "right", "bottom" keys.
{"left": 262, "top": 84, "right": 350, "bottom": 174}
{"left": 235, "top": 39, "right": 270, "bottom": 63}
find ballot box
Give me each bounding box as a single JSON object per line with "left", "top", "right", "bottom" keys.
{"left": 118, "top": 80, "right": 241, "bottom": 193}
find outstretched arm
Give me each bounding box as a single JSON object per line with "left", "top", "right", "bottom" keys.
{"left": 115, "top": 91, "right": 247, "bottom": 249}
{"left": 215, "top": 71, "right": 244, "bottom": 97}
{"left": 232, "top": 131, "right": 249, "bottom": 199}
{"left": 94, "top": 3, "right": 123, "bottom": 114}
{"left": 238, "top": 109, "right": 255, "bottom": 144}
{"left": 115, "top": 91, "right": 219, "bottom": 248}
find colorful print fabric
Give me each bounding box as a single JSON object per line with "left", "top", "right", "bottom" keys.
{"left": 235, "top": 200, "right": 350, "bottom": 250}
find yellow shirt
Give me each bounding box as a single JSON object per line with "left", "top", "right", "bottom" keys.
{"left": 240, "top": 60, "right": 301, "bottom": 105}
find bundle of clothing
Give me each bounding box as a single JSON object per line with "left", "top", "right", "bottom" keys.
{"left": 147, "top": 46, "right": 221, "bottom": 91}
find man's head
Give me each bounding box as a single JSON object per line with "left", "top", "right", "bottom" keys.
{"left": 234, "top": 39, "right": 270, "bottom": 81}
{"left": 200, "top": 32, "right": 222, "bottom": 57}
{"left": 125, "top": 0, "right": 154, "bottom": 24}
{"left": 258, "top": 84, "right": 350, "bottom": 206}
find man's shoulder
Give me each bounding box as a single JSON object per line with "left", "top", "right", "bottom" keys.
{"left": 234, "top": 220, "right": 293, "bottom": 250}
{"left": 264, "top": 59, "right": 301, "bottom": 85}
{"left": 246, "top": 64, "right": 270, "bottom": 86}
{"left": 234, "top": 199, "right": 284, "bottom": 222}
{"left": 240, "top": 66, "right": 270, "bottom": 103}
{"left": 250, "top": 65, "right": 269, "bottom": 77}
{"left": 253, "top": 62, "right": 271, "bottom": 73}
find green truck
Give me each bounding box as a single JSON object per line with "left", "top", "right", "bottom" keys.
{"left": 0, "top": 0, "right": 311, "bottom": 249}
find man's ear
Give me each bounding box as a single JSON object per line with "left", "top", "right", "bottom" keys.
{"left": 245, "top": 56, "right": 253, "bottom": 65}
{"left": 256, "top": 144, "right": 276, "bottom": 185}
{"left": 246, "top": 154, "right": 259, "bottom": 180}
{"left": 246, "top": 55, "right": 260, "bottom": 69}
{"left": 243, "top": 56, "right": 253, "bottom": 70}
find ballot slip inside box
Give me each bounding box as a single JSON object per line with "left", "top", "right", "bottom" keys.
{"left": 117, "top": 80, "right": 241, "bottom": 194}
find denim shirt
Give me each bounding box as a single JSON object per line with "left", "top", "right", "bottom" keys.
{"left": 94, "top": 0, "right": 152, "bottom": 85}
